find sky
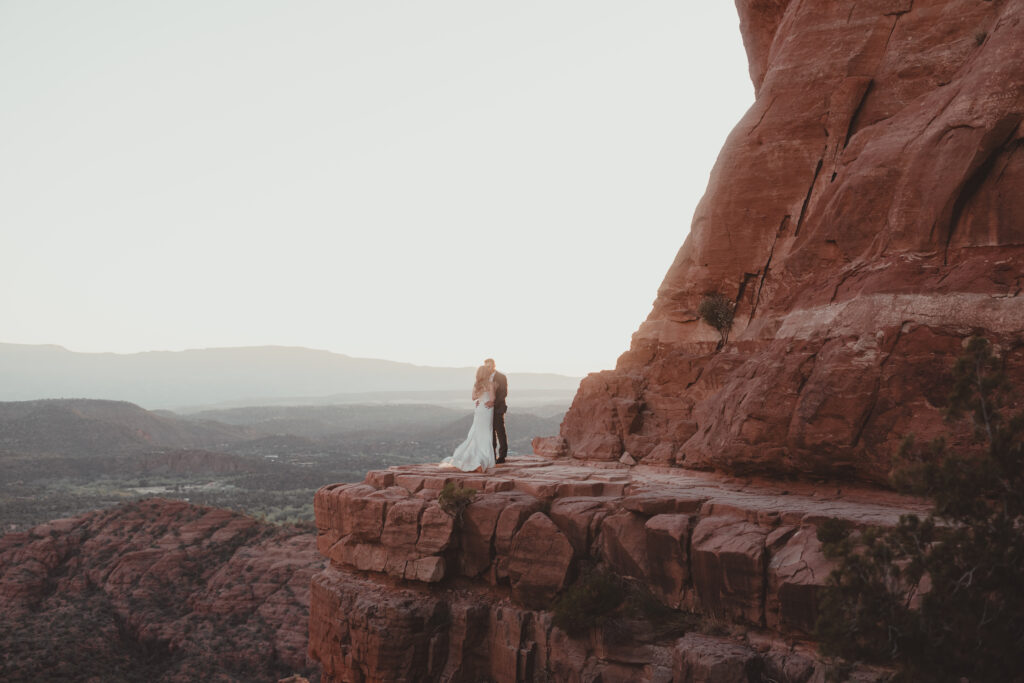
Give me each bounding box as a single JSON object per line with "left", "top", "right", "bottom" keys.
{"left": 0, "top": 1, "right": 753, "bottom": 377}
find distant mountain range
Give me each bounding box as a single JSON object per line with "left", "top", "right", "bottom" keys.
{"left": 0, "top": 399, "right": 253, "bottom": 457}
{"left": 0, "top": 343, "right": 581, "bottom": 410}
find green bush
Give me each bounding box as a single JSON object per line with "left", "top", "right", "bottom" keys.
{"left": 552, "top": 568, "right": 624, "bottom": 636}
{"left": 697, "top": 292, "right": 735, "bottom": 344}
{"left": 437, "top": 482, "right": 476, "bottom": 519}
{"left": 816, "top": 337, "right": 1024, "bottom": 682}
{"left": 623, "top": 581, "right": 703, "bottom": 639}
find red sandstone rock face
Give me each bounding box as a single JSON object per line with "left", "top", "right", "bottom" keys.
{"left": 0, "top": 499, "right": 323, "bottom": 681}
{"left": 307, "top": 4, "right": 1024, "bottom": 679}
{"left": 560, "top": 0, "right": 1024, "bottom": 482}
{"left": 309, "top": 458, "right": 924, "bottom": 681}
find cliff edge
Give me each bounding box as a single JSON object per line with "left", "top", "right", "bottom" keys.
{"left": 309, "top": 459, "right": 925, "bottom": 681}
{"left": 308, "top": 1, "right": 1024, "bottom": 680}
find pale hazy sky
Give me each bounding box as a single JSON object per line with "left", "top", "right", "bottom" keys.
{"left": 1, "top": 1, "right": 753, "bottom": 376}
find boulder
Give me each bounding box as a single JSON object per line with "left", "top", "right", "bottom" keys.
{"left": 599, "top": 510, "right": 650, "bottom": 581}
{"left": 379, "top": 497, "right": 425, "bottom": 552}
{"left": 507, "top": 513, "right": 575, "bottom": 608}
{"left": 492, "top": 495, "right": 546, "bottom": 582}
{"left": 672, "top": 634, "right": 761, "bottom": 683}
{"left": 691, "top": 516, "right": 769, "bottom": 624}
{"left": 415, "top": 503, "right": 455, "bottom": 556}
{"left": 766, "top": 525, "right": 835, "bottom": 633}
{"left": 458, "top": 494, "right": 509, "bottom": 578}
{"left": 645, "top": 513, "right": 696, "bottom": 608}
{"left": 548, "top": 497, "right": 612, "bottom": 556}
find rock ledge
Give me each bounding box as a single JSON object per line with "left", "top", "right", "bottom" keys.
{"left": 310, "top": 456, "right": 922, "bottom": 682}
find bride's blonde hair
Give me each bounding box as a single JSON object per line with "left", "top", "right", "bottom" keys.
{"left": 472, "top": 364, "right": 490, "bottom": 399}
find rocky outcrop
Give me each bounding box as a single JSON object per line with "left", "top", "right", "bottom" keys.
{"left": 557, "top": 0, "right": 1024, "bottom": 482}
{"left": 307, "top": 2, "right": 1024, "bottom": 680}
{"left": 309, "top": 457, "right": 925, "bottom": 681}
{"left": 0, "top": 499, "right": 323, "bottom": 682}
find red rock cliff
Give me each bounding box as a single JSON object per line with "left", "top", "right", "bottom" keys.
{"left": 309, "top": 459, "right": 927, "bottom": 682}
{"left": 307, "top": 3, "right": 1024, "bottom": 681}
{"left": 558, "top": 0, "right": 1024, "bottom": 481}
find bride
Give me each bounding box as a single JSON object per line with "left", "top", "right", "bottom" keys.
{"left": 441, "top": 365, "right": 496, "bottom": 472}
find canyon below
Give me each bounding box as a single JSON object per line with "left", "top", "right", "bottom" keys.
{"left": 1, "top": 498, "right": 323, "bottom": 681}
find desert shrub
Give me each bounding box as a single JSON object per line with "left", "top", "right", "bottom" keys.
{"left": 816, "top": 337, "right": 1024, "bottom": 682}
{"left": 554, "top": 569, "right": 710, "bottom": 641}
{"left": 697, "top": 293, "right": 735, "bottom": 345}
{"left": 552, "top": 567, "right": 624, "bottom": 636}
{"left": 554, "top": 567, "right": 730, "bottom": 643}
{"left": 622, "top": 581, "right": 702, "bottom": 639}
{"left": 437, "top": 482, "right": 476, "bottom": 519}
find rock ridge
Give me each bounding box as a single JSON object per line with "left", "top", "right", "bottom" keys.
{"left": 309, "top": 457, "right": 925, "bottom": 681}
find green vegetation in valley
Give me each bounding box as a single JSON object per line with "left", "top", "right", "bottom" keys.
{"left": 0, "top": 402, "right": 565, "bottom": 534}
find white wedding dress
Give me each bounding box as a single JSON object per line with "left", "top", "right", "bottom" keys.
{"left": 442, "top": 391, "right": 495, "bottom": 471}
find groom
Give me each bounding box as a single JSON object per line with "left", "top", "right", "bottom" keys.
{"left": 483, "top": 358, "right": 508, "bottom": 463}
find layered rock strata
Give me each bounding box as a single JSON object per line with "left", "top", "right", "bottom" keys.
{"left": 310, "top": 457, "right": 926, "bottom": 682}
{"left": 554, "top": 0, "right": 1024, "bottom": 482}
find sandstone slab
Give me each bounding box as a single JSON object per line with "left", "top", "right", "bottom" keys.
{"left": 309, "top": 458, "right": 926, "bottom": 681}
{"left": 672, "top": 634, "right": 760, "bottom": 683}
{"left": 691, "top": 516, "right": 769, "bottom": 625}
{"left": 507, "top": 513, "right": 575, "bottom": 608}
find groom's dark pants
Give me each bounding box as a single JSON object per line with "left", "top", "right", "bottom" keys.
{"left": 493, "top": 405, "right": 508, "bottom": 463}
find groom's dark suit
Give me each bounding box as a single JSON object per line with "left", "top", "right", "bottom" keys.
{"left": 492, "top": 371, "right": 508, "bottom": 463}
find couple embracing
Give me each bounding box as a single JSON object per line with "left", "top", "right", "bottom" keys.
{"left": 441, "top": 358, "right": 508, "bottom": 472}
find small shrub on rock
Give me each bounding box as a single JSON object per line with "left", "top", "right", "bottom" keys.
{"left": 624, "top": 583, "right": 702, "bottom": 639}
{"left": 697, "top": 292, "right": 735, "bottom": 345}
{"left": 437, "top": 482, "right": 476, "bottom": 520}
{"left": 552, "top": 568, "right": 624, "bottom": 636}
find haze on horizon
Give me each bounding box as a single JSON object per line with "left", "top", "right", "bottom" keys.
{"left": 0, "top": 1, "right": 753, "bottom": 377}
